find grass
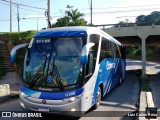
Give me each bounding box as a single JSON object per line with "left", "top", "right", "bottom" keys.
{"left": 0, "top": 30, "right": 37, "bottom": 45}
{"left": 142, "top": 79, "right": 149, "bottom": 91}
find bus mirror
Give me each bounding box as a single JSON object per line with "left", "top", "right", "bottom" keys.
{"left": 81, "top": 43, "right": 95, "bottom": 64}
{"left": 10, "top": 43, "right": 29, "bottom": 63}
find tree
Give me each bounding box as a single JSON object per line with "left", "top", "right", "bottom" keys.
{"left": 52, "top": 9, "right": 87, "bottom": 27}
{"left": 66, "top": 9, "right": 87, "bottom": 26}
{"left": 136, "top": 11, "right": 160, "bottom": 26}
{"left": 52, "top": 16, "right": 70, "bottom": 27}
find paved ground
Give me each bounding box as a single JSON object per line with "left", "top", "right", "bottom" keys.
{"left": 126, "top": 60, "right": 160, "bottom": 74}
{"left": 0, "top": 72, "right": 21, "bottom": 92}
{"left": 148, "top": 73, "right": 160, "bottom": 120}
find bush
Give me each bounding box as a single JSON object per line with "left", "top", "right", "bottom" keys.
{"left": 0, "top": 30, "right": 37, "bottom": 75}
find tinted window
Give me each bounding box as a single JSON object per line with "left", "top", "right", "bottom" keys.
{"left": 85, "top": 34, "right": 100, "bottom": 82}
{"left": 100, "top": 37, "right": 121, "bottom": 63}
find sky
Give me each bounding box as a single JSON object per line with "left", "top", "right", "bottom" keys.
{"left": 1, "top": 0, "right": 160, "bottom": 32}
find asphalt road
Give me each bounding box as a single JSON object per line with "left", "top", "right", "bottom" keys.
{"left": 0, "top": 60, "right": 141, "bottom": 120}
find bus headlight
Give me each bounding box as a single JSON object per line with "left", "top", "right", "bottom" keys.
{"left": 20, "top": 92, "right": 28, "bottom": 97}
{"left": 20, "top": 102, "right": 26, "bottom": 109}
{"left": 63, "top": 95, "right": 81, "bottom": 102}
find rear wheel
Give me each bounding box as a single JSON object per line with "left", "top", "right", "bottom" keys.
{"left": 94, "top": 87, "right": 102, "bottom": 109}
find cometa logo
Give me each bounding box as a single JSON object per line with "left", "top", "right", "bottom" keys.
{"left": 106, "top": 61, "right": 115, "bottom": 70}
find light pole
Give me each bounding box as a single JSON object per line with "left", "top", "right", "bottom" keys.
{"left": 10, "top": 0, "right": 12, "bottom": 32}
{"left": 45, "top": 0, "right": 51, "bottom": 29}
{"left": 47, "top": 0, "right": 51, "bottom": 29}
{"left": 37, "top": 19, "right": 38, "bottom": 31}
{"left": 90, "top": 0, "right": 92, "bottom": 25}
{"left": 17, "top": 4, "right": 20, "bottom": 32}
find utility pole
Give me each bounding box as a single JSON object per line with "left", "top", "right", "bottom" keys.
{"left": 47, "top": 0, "right": 51, "bottom": 29}
{"left": 17, "top": 4, "right": 20, "bottom": 32}
{"left": 37, "top": 19, "right": 38, "bottom": 31}
{"left": 10, "top": 0, "right": 12, "bottom": 32}
{"left": 91, "top": 0, "right": 92, "bottom": 25}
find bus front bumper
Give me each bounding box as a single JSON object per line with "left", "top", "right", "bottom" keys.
{"left": 19, "top": 93, "right": 83, "bottom": 116}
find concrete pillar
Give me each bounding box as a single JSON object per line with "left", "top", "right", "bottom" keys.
{"left": 141, "top": 38, "right": 147, "bottom": 78}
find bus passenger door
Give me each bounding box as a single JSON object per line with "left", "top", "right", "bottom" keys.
{"left": 81, "top": 34, "right": 100, "bottom": 111}
{"left": 82, "top": 48, "right": 99, "bottom": 111}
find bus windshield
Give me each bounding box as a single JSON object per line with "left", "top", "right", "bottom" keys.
{"left": 23, "top": 37, "right": 83, "bottom": 89}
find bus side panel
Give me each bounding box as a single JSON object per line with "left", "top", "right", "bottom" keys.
{"left": 109, "top": 59, "right": 121, "bottom": 89}
{"left": 92, "top": 58, "right": 115, "bottom": 105}
{"left": 92, "top": 58, "right": 122, "bottom": 106}
{"left": 81, "top": 65, "right": 100, "bottom": 111}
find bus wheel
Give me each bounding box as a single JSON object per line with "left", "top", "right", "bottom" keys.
{"left": 94, "top": 87, "right": 102, "bottom": 109}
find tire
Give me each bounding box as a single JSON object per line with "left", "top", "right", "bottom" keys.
{"left": 93, "top": 87, "right": 102, "bottom": 109}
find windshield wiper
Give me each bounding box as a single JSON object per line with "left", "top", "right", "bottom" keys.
{"left": 51, "top": 55, "right": 64, "bottom": 90}
{"left": 52, "top": 64, "right": 64, "bottom": 90}
{"left": 29, "top": 55, "right": 48, "bottom": 89}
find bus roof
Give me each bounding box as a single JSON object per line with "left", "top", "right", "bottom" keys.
{"left": 34, "top": 26, "right": 122, "bottom": 46}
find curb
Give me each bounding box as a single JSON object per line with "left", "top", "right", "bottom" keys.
{"left": 139, "top": 91, "right": 147, "bottom": 120}
{"left": 0, "top": 91, "right": 19, "bottom": 104}
{"left": 139, "top": 83, "right": 158, "bottom": 120}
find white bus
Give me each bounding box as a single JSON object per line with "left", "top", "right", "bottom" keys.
{"left": 11, "top": 26, "right": 126, "bottom": 116}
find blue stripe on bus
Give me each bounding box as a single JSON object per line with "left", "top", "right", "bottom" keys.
{"left": 34, "top": 31, "right": 87, "bottom": 37}
{"left": 92, "top": 58, "right": 121, "bottom": 105}
{"left": 20, "top": 85, "right": 84, "bottom": 100}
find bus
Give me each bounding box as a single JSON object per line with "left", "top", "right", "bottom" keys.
{"left": 10, "top": 26, "right": 126, "bottom": 116}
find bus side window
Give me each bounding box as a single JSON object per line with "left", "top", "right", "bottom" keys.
{"left": 100, "top": 37, "right": 112, "bottom": 63}
{"left": 84, "top": 34, "right": 100, "bottom": 83}
{"left": 111, "top": 43, "right": 120, "bottom": 58}
{"left": 86, "top": 51, "right": 94, "bottom": 75}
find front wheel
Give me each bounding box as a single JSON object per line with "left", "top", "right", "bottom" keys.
{"left": 93, "top": 87, "right": 102, "bottom": 109}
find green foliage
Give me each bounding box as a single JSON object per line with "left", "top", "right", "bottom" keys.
{"left": 52, "top": 16, "right": 70, "bottom": 27}
{"left": 0, "top": 30, "right": 36, "bottom": 75}
{"left": 126, "top": 46, "right": 160, "bottom": 62}
{"left": 0, "top": 30, "right": 37, "bottom": 45}
{"left": 146, "top": 46, "right": 160, "bottom": 61}
{"left": 116, "top": 11, "right": 160, "bottom": 27}
{"left": 142, "top": 80, "right": 149, "bottom": 91}
{"left": 52, "top": 9, "right": 87, "bottom": 27}
{"left": 136, "top": 11, "right": 160, "bottom": 26}
{"left": 126, "top": 46, "right": 141, "bottom": 60}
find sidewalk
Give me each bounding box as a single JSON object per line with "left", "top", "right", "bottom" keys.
{"left": 0, "top": 72, "right": 21, "bottom": 102}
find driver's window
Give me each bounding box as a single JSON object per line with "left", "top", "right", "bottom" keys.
{"left": 84, "top": 34, "right": 100, "bottom": 83}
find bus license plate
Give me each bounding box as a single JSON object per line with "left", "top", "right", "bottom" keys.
{"left": 39, "top": 108, "right": 49, "bottom": 112}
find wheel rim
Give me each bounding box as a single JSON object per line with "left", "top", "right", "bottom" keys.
{"left": 97, "top": 88, "right": 101, "bottom": 106}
